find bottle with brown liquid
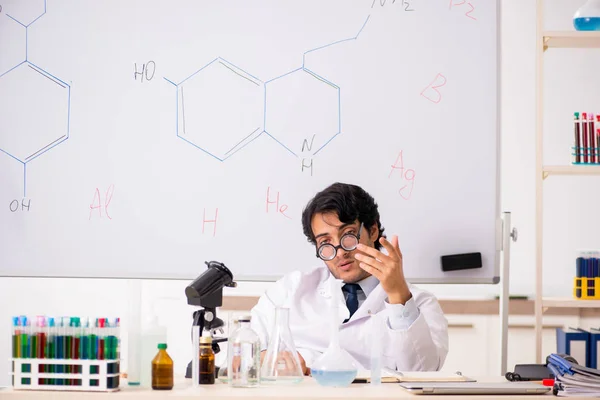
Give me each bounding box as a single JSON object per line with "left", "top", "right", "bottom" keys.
{"left": 151, "top": 343, "right": 173, "bottom": 390}
{"left": 199, "top": 336, "right": 215, "bottom": 384}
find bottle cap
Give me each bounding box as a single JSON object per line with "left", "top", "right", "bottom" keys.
{"left": 158, "top": 343, "right": 167, "bottom": 350}
{"left": 238, "top": 314, "right": 252, "bottom": 322}
{"left": 200, "top": 336, "right": 212, "bottom": 344}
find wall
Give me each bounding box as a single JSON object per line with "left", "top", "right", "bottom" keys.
{"left": 0, "top": 0, "right": 596, "bottom": 386}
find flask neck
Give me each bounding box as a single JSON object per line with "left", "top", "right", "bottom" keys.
{"left": 581, "top": 0, "right": 600, "bottom": 9}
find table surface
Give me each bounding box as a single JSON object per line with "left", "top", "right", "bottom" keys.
{"left": 0, "top": 377, "right": 554, "bottom": 399}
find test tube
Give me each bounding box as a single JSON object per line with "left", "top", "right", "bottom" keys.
{"left": 72, "top": 317, "right": 81, "bottom": 376}
{"left": 98, "top": 318, "right": 106, "bottom": 360}
{"left": 12, "top": 317, "right": 20, "bottom": 387}
{"left": 66, "top": 317, "right": 73, "bottom": 375}
{"left": 12, "top": 317, "right": 21, "bottom": 359}
{"left": 30, "top": 318, "right": 38, "bottom": 361}
{"left": 107, "top": 317, "right": 119, "bottom": 360}
{"left": 115, "top": 317, "right": 121, "bottom": 360}
{"left": 21, "top": 316, "right": 29, "bottom": 361}
{"left": 81, "top": 317, "right": 89, "bottom": 360}
{"left": 370, "top": 315, "right": 383, "bottom": 386}
{"left": 192, "top": 326, "right": 200, "bottom": 388}
{"left": 47, "top": 317, "right": 56, "bottom": 385}
{"left": 91, "top": 318, "right": 98, "bottom": 360}
{"left": 37, "top": 316, "right": 46, "bottom": 382}
{"left": 22, "top": 317, "right": 31, "bottom": 374}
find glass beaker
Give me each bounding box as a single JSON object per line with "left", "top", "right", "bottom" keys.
{"left": 260, "top": 307, "right": 304, "bottom": 384}
{"left": 573, "top": 0, "right": 600, "bottom": 31}
{"left": 310, "top": 277, "right": 358, "bottom": 387}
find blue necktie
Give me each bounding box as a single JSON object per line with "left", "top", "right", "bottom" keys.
{"left": 342, "top": 283, "right": 361, "bottom": 323}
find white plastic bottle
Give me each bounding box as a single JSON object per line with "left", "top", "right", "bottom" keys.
{"left": 140, "top": 312, "right": 168, "bottom": 387}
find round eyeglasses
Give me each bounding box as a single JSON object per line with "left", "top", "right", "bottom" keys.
{"left": 316, "top": 223, "right": 363, "bottom": 261}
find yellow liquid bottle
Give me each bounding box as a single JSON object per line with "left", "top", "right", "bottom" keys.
{"left": 199, "top": 336, "right": 215, "bottom": 384}
{"left": 151, "top": 343, "right": 173, "bottom": 390}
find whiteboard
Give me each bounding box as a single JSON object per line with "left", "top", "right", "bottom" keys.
{"left": 0, "top": 0, "right": 500, "bottom": 283}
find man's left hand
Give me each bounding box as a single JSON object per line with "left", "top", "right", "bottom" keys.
{"left": 355, "top": 236, "right": 412, "bottom": 304}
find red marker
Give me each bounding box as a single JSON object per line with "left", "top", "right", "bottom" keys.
{"left": 542, "top": 379, "right": 554, "bottom": 387}
{"left": 583, "top": 113, "right": 589, "bottom": 163}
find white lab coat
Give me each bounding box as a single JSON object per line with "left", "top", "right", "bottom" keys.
{"left": 251, "top": 266, "right": 449, "bottom": 371}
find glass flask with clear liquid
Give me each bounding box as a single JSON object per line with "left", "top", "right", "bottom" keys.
{"left": 228, "top": 315, "right": 260, "bottom": 388}
{"left": 260, "top": 307, "right": 304, "bottom": 384}
{"left": 574, "top": 0, "right": 600, "bottom": 31}
{"left": 310, "top": 278, "right": 358, "bottom": 387}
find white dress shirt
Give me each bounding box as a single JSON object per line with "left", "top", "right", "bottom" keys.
{"left": 251, "top": 266, "right": 448, "bottom": 371}
{"left": 346, "top": 274, "right": 419, "bottom": 330}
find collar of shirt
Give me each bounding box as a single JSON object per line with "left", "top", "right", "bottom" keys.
{"left": 342, "top": 274, "right": 380, "bottom": 306}
{"left": 356, "top": 274, "right": 379, "bottom": 297}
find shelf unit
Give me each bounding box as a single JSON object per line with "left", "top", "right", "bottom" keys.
{"left": 535, "top": 3, "right": 600, "bottom": 363}
{"left": 542, "top": 31, "right": 600, "bottom": 49}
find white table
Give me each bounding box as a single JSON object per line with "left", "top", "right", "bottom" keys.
{"left": 0, "top": 377, "right": 553, "bottom": 399}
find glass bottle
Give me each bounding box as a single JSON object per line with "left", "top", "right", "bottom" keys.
{"left": 217, "top": 317, "right": 240, "bottom": 383}
{"left": 260, "top": 307, "right": 304, "bottom": 384}
{"left": 151, "top": 343, "right": 174, "bottom": 390}
{"left": 573, "top": 0, "right": 600, "bottom": 31}
{"left": 228, "top": 315, "right": 260, "bottom": 388}
{"left": 199, "top": 336, "right": 215, "bottom": 384}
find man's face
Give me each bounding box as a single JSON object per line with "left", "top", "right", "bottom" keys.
{"left": 311, "top": 212, "right": 378, "bottom": 283}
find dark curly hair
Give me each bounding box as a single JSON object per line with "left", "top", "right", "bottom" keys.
{"left": 301, "top": 182, "right": 385, "bottom": 250}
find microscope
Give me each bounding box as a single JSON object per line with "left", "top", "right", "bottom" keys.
{"left": 184, "top": 260, "right": 236, "bottom": 379}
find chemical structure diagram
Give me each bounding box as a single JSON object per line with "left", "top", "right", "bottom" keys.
{"left": 164, "top": 15, "right": 371, "bottom": 173}
{"left": 0, "top": 0, "right": 71, "bottom": 203}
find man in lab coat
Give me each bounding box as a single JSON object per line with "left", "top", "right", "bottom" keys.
{"left": 251, "top": 182, "right": 448, "bottom": 375}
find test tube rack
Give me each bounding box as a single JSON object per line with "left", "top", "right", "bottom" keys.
{"left": 574, "top": 277, "right": 600, "bottom": 300}
{"left": 11, "top": 358, "right": 120, "bottom": 392}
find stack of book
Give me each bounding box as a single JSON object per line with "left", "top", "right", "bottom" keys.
{"left": 548, "top": 353, "right": 600, "bottom": 397}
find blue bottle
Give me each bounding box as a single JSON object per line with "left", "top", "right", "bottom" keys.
{"left": 573, "top": 0, "right": 600, "bottom": 31}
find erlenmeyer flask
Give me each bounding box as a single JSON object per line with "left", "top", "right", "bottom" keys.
{"left": 310, "top": 278, "right": 358, "bottom": 387}
{"left": 573, "top": 0, "right": 600, "bottom": 31}
{"left": 260, "top": 307, "right": 304, "bottom": 384}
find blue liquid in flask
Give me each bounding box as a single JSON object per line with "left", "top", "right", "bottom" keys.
{"left": 311, "top": 369, "right": 357, "bottom": 387}
{"left": 574, "top": 17, "right": 600, "bottom": 31}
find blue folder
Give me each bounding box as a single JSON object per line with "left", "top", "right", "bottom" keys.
{"left": 588, "top": 328, "right": 600, "bottom": 369}
{"left": 556, "top": 327, "right": 590, "bottom": 367}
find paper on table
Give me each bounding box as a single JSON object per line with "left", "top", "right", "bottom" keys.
{"left": 354, "top": 368, "right": 475, "bottom": 383}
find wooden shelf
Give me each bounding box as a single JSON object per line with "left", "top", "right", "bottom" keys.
{"left": 542, "top": 297, "right": 600, "bottom": 308}
{"left": 543, "top": 165, "right": 600, "bottom": 178}
{"left": 543, "top": 31, "right": 600, "bottom": 50}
